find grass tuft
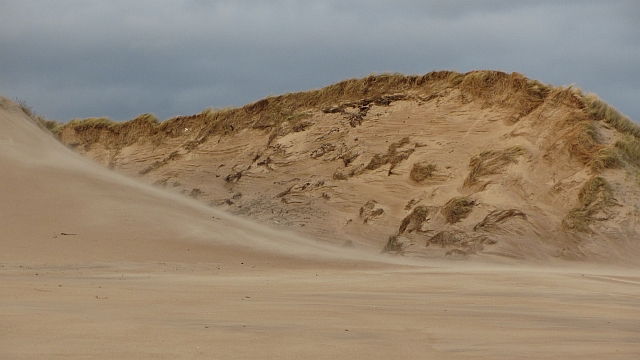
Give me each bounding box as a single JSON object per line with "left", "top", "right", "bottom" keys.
{"left": 410, "top": 162, "right": 437, "bottom": 182}
{"left": 398, "top": 205, "right": 430, "bottom": 234}
{"left": 563, "top": 176, "right": 615, "bottom": 233}
{"left": 381, "top": 235, "right": 404, "bottom": 254}
{"left": 590, "top": 148, "right": 621, "bottom": 172}
{"left": 441, "top": 196, "right": 475, "bottom": 224}
{"left": 615, "top": 134, "right": 640, "bottom": 167}
{"left": 564, "top": 121, "right": 603, "bottom": 165}
{"left": 464, "top": 146, "right": 525, "bottom": 187}
{"left": 582, "top": 93, "right": 640, "bottom": 138}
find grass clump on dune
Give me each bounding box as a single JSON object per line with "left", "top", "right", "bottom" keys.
{"left": 582, "top": 93, "right": 640, "bottom": 138}
{"left": 410, "top": 162, "right": 437, "bottom": 182}
{"left": 441, "top": 196, "right": 475, "bottom": 224}
{"left": 67, "top": 117, "right": 119, "bottom": 130}
{"left": 464, "top": 146, "right": 526, "bottom": 187}
{"left": 381, "top": 234, "right": 404, "bottom": 254}
{"left": 590, "top": 148, "right": 621, "bottom": 172}
{"left": 0, "top": 97, "right": 64, "bottom": 132}
{"left": 563, "top": 176, "right": 615, "bottom": 233}
{"left": 614, "top": 134, "right": 640, "bottom": 167}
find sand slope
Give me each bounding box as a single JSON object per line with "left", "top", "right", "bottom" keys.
{"left": 2, "top": 91, "right": 640, "bottom": 358}
{"left": 56, "top": 71, "right": 640, "bottom": 263}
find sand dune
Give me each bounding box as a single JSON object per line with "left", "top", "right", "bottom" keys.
{"left": 2, "top": 90, "right": 640, "bottom": 359}
{"left": 55, "top": 71, "right": 640, "bottom": 263}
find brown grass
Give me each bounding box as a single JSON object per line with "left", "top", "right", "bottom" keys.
{"left": 410, "top": 162, "right": 437, "bottom": 182}
{"left": 398, "top": 205, "right": 430, "bottom": 234}
{"left": 563, "top": 176, "right": 615, "bottom": 233}
{"left": 55, "top": 70, "right": 559, "bottom": 153}
{"left": 590, "top": 148, "right": 621, "bottom": 172}
{"left": 6, "top": 98, "right": 63, "bottom": 132}
{"left": 474, "top": 209, "right": 527, "bottom": 231}
{"left": 564, "top": 121, "right": 603, "bottom": 165}
{"left": 464, "top": 146, "right": 526, "bottom": 187}
{"left": 381, "top": 235, "right": 404, "bottom": 254}
{"left": 582, "top": 93, "right": 640, "bottom": 138}
{"left": 615, "top": 134, "right": 640, "bottom": 167}
{"left": 441, "top": 196, "right": 475, "bottom": 224}
{"left": 363, "top": 137, "right": 414, "bottom": 174}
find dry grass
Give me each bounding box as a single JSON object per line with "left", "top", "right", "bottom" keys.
{"left": 364, "top": 137, "right": 414, "bottom": 174}
{"left": 410, "top": 162, "right": 437, "bottom": 182}
{"left": 441, "top": 196, "right": 475, "bottom": 224}
{"left": 590, "top": 148, "right": 621, "bottom": 172}
{"left": 464, "top": 146, "right": 526, "bottom": 187}
{"left": 56, "top": 70, "right": 559, "bottom": 152}
{"left": 381, "top": 235, "right": 404, "bottom": 254}
{"left": 578, "top": 176, "right": 613, "bottom": 207}
{"left": 564, "top": 121, "right": 603, "bottom": 165}
{"left": 398, "top": 205, "right": 429, "bottom": 234}
{"left": 67, "top": 117, "right": 120, "bottom": 130}
{"left": 474, "top": 209, "right": 527, "bottom": 231}
{"left": 563, "top": 176, "right": 615, "bottom": 233}
{"left": 6, "top": 98, "right": 63, "bottom": 132}
{"left": 615, "top": 134, "right": 640, "bottom": 167}
{"left": 582, "top": 93, "right": 640, "bottom": 138}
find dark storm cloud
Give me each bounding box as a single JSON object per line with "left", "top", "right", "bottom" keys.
{"left": 1, "top": 1, "right": 639, "bottom": 122}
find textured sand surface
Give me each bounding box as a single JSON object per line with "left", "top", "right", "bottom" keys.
{"left": 56, "top": 71, "right": 640, "bottom": 262}
{"left": 2, "top": 97, "right": 640, "bottom": 358}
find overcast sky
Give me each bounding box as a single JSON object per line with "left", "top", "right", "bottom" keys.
{"left": 1, "top": 1, "right": 639, "bottom": 122}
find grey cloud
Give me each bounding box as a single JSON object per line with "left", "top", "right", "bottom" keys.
{"left": 1, "top": 0, "right": 638, "bottom": 122}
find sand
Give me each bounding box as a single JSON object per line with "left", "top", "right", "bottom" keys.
{"left": 55, "top": 71, "right": 640, "bottom": 262}
{"left": 2, "top": 99, "right": 640, "bottom": 358}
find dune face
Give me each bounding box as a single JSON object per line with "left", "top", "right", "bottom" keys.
{"left": 0, "top": 97, "right": 358, "bottom": 265}
{"left": 54, "top": 71, "right": 640, "bottom": 263}
{"left": 3, "top": 88, "right": 640, "bottom": 358}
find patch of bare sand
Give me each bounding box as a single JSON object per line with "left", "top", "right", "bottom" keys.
{"left": 2, "top": 263, "right": 639, "bottom": 359}
{"left": 1, "top": 99, "right": 639, "bottom": 358}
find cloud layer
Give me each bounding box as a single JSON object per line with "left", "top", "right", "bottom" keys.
{"left": 1, "top": 1, "right": 639, "bottom": 122}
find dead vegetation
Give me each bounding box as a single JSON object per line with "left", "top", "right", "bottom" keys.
{"left": 410, "top": 162, "right": 437, "bottom": 182}
{"left": 614, "top": 134, "right": 640, "bottom": 168}
{"left": 426, "top": 231, "right": 495, "bottom": 252}
{"left": 359, "top": 200, "right": 385, "bottom": 223}
{"left": 441, "top": 196, "right": 475, "bottom": 224}
{"left": 590, "top": 148, "right": 622, "bottom": 172}
{"left": 364, "top": 137, "right": 414, "bottom": 175}
{"left": 2, "top": 97, "right": 63, "bottom": 132}
{"left": 474, "top": 209, "right": 527, "bottom": 231}
{"left": 457, "top": 71, "right": 550, "bottom": 118}
{"left": 582, "top": 93, "right": 640, "bottom": 138}
{"left": 55, "top": 70, "right": 558, "bottom": 155}
{"left": 564, "top": 121, "right": 603, "bottom": 165}
{"left": 398, "top": 205, "right": 431, "bottom": 234}
{"left": 464, "top": 146, "right": 525, "bottom": 187}
{"left": 381, "top": 235, "right": 404, "bottom": 254}
{"left": 563, "top": 176, "right": 616, "bottom": 233}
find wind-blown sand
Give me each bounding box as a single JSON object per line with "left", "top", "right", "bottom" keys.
{"left": 1, "top": 98, "right": 640, "bottom": 358}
